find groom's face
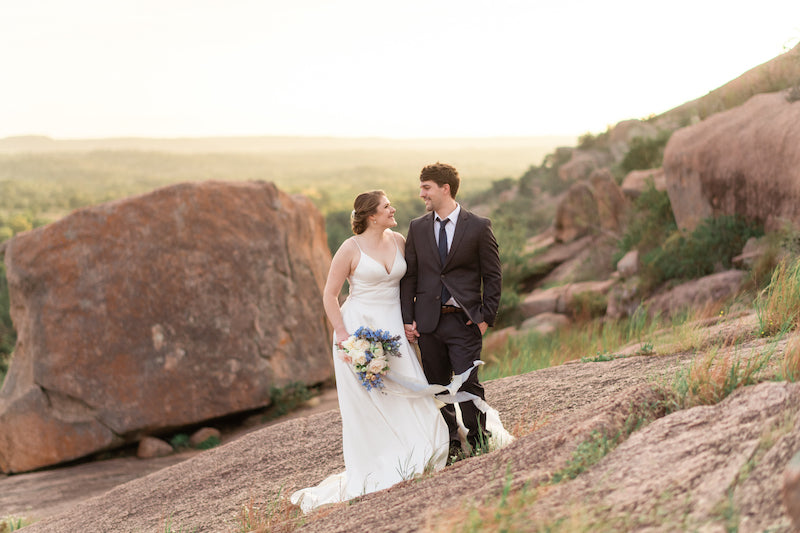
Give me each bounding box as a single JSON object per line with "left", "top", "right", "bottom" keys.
{"left": 419, "top": 180, "right": 448, "bottom": 213}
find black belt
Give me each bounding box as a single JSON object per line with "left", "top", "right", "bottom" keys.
{"left": 441, "top": 305, "right": 463, "bottom": 314}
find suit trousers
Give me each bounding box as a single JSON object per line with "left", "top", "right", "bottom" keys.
{"left": 418, "top": 310, "right": 487, "bottom": 445}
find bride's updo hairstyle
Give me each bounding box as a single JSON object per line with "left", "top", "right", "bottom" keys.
{"left": 351, "top": 190, "right": 386, "bottom": 235}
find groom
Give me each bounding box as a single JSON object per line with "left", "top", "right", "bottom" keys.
{"left": 400, "top": 162, "right": 502, "bottom": 459}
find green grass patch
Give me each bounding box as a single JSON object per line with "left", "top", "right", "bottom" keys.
{"left": 483, "top": 308, "right": 665, "bottom": 380}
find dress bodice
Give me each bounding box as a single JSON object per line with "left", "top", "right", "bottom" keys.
{"left": 347, "top": 248, "right": 407, "bottom": 305}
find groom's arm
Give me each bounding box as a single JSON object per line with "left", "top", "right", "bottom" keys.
{"left": 478, "top": 218, "right": 502, "bottom": 327}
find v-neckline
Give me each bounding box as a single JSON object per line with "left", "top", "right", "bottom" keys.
{"left": 361, "top": 248, "right": 398, "bottom": 276}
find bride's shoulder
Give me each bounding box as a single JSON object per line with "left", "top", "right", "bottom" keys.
{"left": 389, "top": 230, "right": 406, "bottom": 245}
{"left": 334, "top": 236, "right": 359, "bottom": 257}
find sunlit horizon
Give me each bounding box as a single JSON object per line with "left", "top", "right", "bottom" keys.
{"left": 2, "top": 0, "right": 799, "bottom": 141}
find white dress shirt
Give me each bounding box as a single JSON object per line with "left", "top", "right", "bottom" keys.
{"left": 434, "top": 203, "right": 461, "bottom": 306}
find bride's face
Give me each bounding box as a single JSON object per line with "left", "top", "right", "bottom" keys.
{"left": 372, "top": 195, "right": 397, "bottom": 228}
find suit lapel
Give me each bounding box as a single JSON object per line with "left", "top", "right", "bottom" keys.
{"left": 420, "top": 212, "right": 440, "bottom": 262}
{"left": 444, "top": 209, "right": 470, "bottom": 268}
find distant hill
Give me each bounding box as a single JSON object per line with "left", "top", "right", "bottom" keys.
{"left": 0, "top": 134, "right": 577, "bottom": 155}
{"left": 653, "top": 41, "right": 800, "bottom": 129}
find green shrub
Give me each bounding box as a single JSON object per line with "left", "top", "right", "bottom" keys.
{"left": 618, "top": 185, "right": 763, "bottom": 293}
{"left": 0, "top": 262, "right": 14, "bottom": 359}
{"left": 577, "top": 129, "right": 610, "bottom": 151}
{"left": 265, "top": 381, "right": 313, "bottom": 420}
{"left": 169, "top": 433, "right": 191, "bottom": 450}
{"left": 195, "top": 435, "right": 221, "bottom": 450}
{"left": 644, "top": 215, "right": 763, "bottom": 290}
{"left": 570, "top": 291, "right": 608, "bottom": 321}
{"left": 615, "top": 183, "right": 676, "bottom": 264}
{"left": 517, "top": 148, "right": 575, "bottom": 196}
{"left": 492, "top": 221, "right": 536, "bottom": 327}
{"left": 619, "top": 131, "right": 671, "bottom": 175}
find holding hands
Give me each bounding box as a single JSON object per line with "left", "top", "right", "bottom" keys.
{"left": 404, "top": 322, "right": 420, "bottom": 343}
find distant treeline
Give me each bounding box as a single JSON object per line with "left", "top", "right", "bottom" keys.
{"left": 0, "top": 137, "right": 573, "bottom": 247}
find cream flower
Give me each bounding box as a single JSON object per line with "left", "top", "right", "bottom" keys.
{"left": 367, "top": 357, "right": 386, "bottom": 374}
{"left": 354, "top": 351, "right": 368, "bottom": 366}
{"left": 340, "top": 336, "right": 356, "bottom": 351}
{"left": 353, "top": 339, "right": 370, "bottom": 352}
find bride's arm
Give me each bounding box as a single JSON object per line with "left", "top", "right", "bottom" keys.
{"left": 324, "top": 238, "right": 357, "bottom": 343}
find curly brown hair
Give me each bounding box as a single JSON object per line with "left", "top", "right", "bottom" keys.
{"left": 351, "top": 190, "right": 386, "bottom": 234}
{"left": 420, "top": 162, "right": 460, "bottom": 198}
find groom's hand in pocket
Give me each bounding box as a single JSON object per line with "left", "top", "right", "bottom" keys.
{"left": 466, "top": 320, "right": 489, "bottom": 336}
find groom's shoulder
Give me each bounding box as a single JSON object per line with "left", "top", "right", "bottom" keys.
{"left": 461, "top": 207, "right": 492, "bottom": 226}
{"left": 409, "top": 212, "right": 432, "bottom": 226}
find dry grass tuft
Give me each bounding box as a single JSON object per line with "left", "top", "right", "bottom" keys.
{"left": 673, "top": 340, "right": 771, "bottom": 409}
{"left": 230, "top": 493, "right": 304, "bottom": 533}
{"left": 781, "top": 334, "right": 800, "bottom": 382}
{"left": 756, "top": 258, "right": 800, "bottom": 337}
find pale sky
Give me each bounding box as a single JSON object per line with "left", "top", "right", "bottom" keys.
{"left": 2, "top": 0, "right": 799, "bottom": 139}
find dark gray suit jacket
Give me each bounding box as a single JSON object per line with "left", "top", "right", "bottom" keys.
{"left": 400, "top": 208, "right": 502, "bottom": 334}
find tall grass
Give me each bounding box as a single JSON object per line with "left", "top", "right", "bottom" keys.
{"left": 756, "top": 257, "right": 800, "bottom": 337}
{"left": 482, "top": 308, "right": 663, "bottom": 380}
{"left": 781, "top": 334, "right": 800, "bottom": 382}
{"left": 668, "top": 341, "right": 773, "bottom": 409}
{"left": 229, "top": 492, "right": 304, "bottom": 533}
{"left": 0, "top": 516, "right": 28, "bottom": 532}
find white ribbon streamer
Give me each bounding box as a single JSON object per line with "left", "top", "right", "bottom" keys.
{"left": 382, "top": 360, "right": 514, "bottom": 449}
{"left": 382, "top": 360, "right": 483, "bottom": 403}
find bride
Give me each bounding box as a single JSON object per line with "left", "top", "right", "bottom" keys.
{"left": 290, "top": 190, "right": 510, "bottom": 513}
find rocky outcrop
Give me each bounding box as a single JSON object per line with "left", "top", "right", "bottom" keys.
{"left": 520, "top": 312, "right": 571, "bottom": 336}
{"left": 663, "top": 92, "right": 800, "bottom": 232}
{"left": 14, "top": 330, "right": 799, "bottom": 533}
{"left": 554, "top": 171, "right": 628, "bottom": 243}
{"left": 519, "top": 279, "right": 615, "bottom": 319}
{"left": 0, "top": 181, "right": 333, "bottom": 473}
{"left": 557, "top": 149, "right": 614, "bottom": 183}
{"left": 607, "top": 119, "right": 660, "bottom": 161}
{"left": 643, "top": 270, "right": 746, "bottom": 318}
{"left": 621, "top": 167, "right": 666, "bottom": 198}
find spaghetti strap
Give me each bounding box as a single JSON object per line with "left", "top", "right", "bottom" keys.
{"left": 352, "top": 236, "right": 363, "bottom": 253}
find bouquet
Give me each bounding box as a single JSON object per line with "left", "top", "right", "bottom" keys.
{"left": 337, "top": 326, "right": 402, "bottom": 391}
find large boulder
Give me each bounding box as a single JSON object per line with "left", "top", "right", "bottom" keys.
{"left": 520, "top": 279, "right": 615, "bottom": 319}
{"left": 607, "top": 119, "right": 660, "bottom": 161}
{"left": 621, "top": 167, "right": 666, "bottom": 198}
{"left": 553, "top": 171, "right": 628, "bottom": 243}
{"left": 0, "top": 181, "right": 333, "bottom": 473}
{"left": 643, "top": 270, "right": 745, "bottom": 318}
{"left": 557, "top": 149, "right": 614, "bottom": 183}
{"left": 663, "top": 92, "right": 800, "bottom": 232}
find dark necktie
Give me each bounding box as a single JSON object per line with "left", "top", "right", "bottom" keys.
{"left": 438, "top": 218, "right": 450, "bottom": 303}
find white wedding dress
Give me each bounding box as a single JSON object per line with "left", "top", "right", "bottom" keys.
{"left": 290, "top": 240, "right": 450, "bottom": 512}
{"left": 290, "top": 237, "right": 514, "bottom": 513}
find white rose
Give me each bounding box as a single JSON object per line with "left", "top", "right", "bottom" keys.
{"left": 367, "top": 357, "right": 386, "bottom": 374}
{"left": 353, "top": 339, "right": 370, "bottom": 352}
{"left": 354, "top": 351, "right": 368, "bottom": 366}
{"left": 340, "top": 336, "right": 356, "bottom": 351}
{"left": 372, "top": 345, "right": 384, "bottom": 358}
